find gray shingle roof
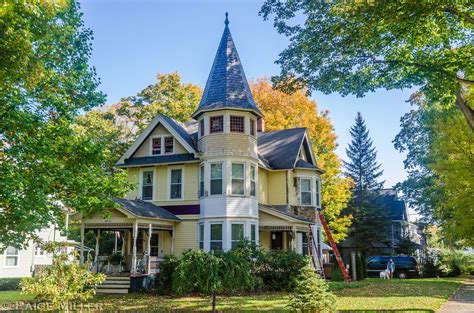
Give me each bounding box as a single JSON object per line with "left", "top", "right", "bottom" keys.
{"left": 192, "top": 16, "right": 262, "bottom": 118}
{"left": 295, "top": 159, "right": 318, "bottom": 170}
{"left": 161, "top": 114, "right": 196, "bottom": 149}
{"left": 117, "top": 153, "right": 198, "bottom": 167}
{"left": 257, "top": 128, "right": 307, "bottom": 169}
{"left": 112, "top": 197, "right": 180, "bottom": 221}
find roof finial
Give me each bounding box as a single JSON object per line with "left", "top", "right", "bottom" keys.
{"left": 225, "top": 12, "right": 229, "bottom": 27}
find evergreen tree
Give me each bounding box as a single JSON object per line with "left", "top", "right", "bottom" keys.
{"left": 343, "top": 113, "right": 390, "bottom": 254}
{"left": 344, "top": 113, "right": 384, "bottom": 191}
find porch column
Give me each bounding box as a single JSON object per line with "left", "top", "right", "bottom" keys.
{"left": 94, "top": 229, "right": 101, "bottom": 272}
{"left": 147, "top": 224, "right": 152, "bottom": 274}
{"left": 80, "top": 223, "right": 85, "bottom": 265}
{"left": 131, "top": 221, "right": 138, "bottom": 274}
{"left": 121, "top": 231, "right": 126, "bottom": 254}
{"left": 291, "top": 225, "right": 297, "bottom": 252}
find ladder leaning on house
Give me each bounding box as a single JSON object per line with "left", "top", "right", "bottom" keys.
{"left": 309, "top": 213, "right": 351, "bottom": 283}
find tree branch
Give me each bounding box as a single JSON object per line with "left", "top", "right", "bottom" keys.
{"left": 456, "top": 77, "right": 474, "bottom": 86}
{"left": 444, "top": 5, "right": 474, "bottom": 25}
{"left": 455, "top": 89, "right": 474, "bottom": 132}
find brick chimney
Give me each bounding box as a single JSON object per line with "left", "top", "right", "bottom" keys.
{"left": 257, "top": 119, "right": 265, "bottom": 132}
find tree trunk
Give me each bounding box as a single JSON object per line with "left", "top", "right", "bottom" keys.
{"left": 212, "top": 291, "right": 217, "bottom": 313}
{"left": 455, "top": 89, "right": 474, "bottom": 132}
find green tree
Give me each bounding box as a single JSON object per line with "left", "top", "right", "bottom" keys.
{"left": 260, "top": 1, "right": 474, "bottom": 131}
{"left": 251, "top": 79, "right": 352, "bottom": 242}
{"left": 0, "top": 1, "right": 130, "bottom": 248}
{"left": 395, "top": 236, "right": 418, "bottom": 256}
{"left": 288, "top": 258, "right": 336, "bottom": 312}
{"left": 21, "top": 242, "right": 105, "bottom": 312}
{"left": 344, "top": 113, "right": 390, "bottom": 253}
{"left": 394, "top": 90, "right": 474, "bottom": 245}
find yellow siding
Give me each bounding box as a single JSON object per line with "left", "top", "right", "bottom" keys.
{"left": 161, "top": 230, "right": 172, "bottom": 255}
{"left": 258, "top": 168, "right": 268, "bottom": 204}
{"left": 133, "top": 123, "right": 187, "bottom": 158}
{"left": 174, "top": 220, "right": 198, "bottom": 254}
{"left": 287, "top": 170, "right": 298, "bottom": 206}
{"left": 259, "top": 231, "right": 271, "bottom": 250}
{"left": 267, "top": 171, "right": 287, "bottom": 205}
{"left": 126, "top": 168, "right": 140, "bottom": 199}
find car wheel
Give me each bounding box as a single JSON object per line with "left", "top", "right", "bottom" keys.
{"left": 398, "top": 271, "right": 407, "bottom": 279}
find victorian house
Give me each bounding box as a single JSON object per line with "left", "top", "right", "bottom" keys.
{"left": 76, "top": 16, "right": 324, "bottom": 292}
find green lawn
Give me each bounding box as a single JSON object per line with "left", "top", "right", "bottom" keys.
{"left": 0, "top": 277, "right": 465, "bottom": 312}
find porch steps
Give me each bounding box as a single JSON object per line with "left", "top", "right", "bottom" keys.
{"left": 97, "top": 276, "right": 130, "bottom": 294}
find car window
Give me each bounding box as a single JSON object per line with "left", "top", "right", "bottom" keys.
{"left": 367, "top": 257, "right": 379, "bottom": 264}
{"left": 380, "top": 256, "right": 390, "bottom": 263}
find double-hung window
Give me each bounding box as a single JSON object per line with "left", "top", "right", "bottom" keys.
{"left": 315, "top": 178, "right": 321, "bottom": 207}
{"left": 170, "top": 169, "right": 182, "bottom": 199}
{"left": 300, "top": 178, "right": 312, "bottom": 206}
{"left": 199, "top": 165, "right": 205, "bottom": 197}
{"left": 142, "top": 171, "right": 154, "bottom": 200}
{"left": 250, "top": 224, "right": 257, "bottom": 245}
{"left": 230, "top": 116, "right": 244, "bottom": 133}
{"left": 250, "top": 119, "right": 256, "bottom": 136}
{"left": 5, "top": 247, "right": 19, "bottom": 267}
{"left": 164, "top": 137, "right": 174, "bottom": 154}
{"left": 210, "top": 223, "right": 223, "bottom": 251}
{"left": 199, "top": 223, "right": 204, "bottom": 250}
{"left": 210, "top": 163, "right": 223, "bottom": 195}
{"left": 231, "top": 163, "right": 244, "bottom": 195}
{"left": 151, "top": 138, "right": 161, "bottom": 155}
{"left": 210, "top": 116, "right": 223, "bottom": 133}
{"left": 231, "top": 224, "right": 244, "bottom": 249}
{"left": 250, "top": 165, "right": 256, "bottom": 197}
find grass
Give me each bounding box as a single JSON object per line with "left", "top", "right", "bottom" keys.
{"left": 0, "top": 277, "right": 465, "bottom": 312}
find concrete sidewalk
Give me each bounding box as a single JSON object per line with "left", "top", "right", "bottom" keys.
{"left": 437, "top": 279, "right": 474, "bottom": 313}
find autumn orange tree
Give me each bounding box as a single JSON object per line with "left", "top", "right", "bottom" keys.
{"left": 251, "top": 79, "right": 352, "bottom": 242}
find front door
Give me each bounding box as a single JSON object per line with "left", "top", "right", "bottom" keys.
{"left": 271, "top": 232, "right": 283, "bottom": 250}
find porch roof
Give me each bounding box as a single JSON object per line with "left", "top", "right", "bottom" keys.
{"left": 112, "top": 197, "right": 180, "bottom": 221}
{"left": 259, "top": 203, "right": 313, "bottom": 223}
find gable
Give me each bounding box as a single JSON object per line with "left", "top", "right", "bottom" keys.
{"left": 132, "top": 123, "right": 188, "bottom": 158}
{"left": 295, "top": 134, "right": 317, "bottom": 167}
{"left": 117, "top": 114, "right": 196, "bottom": 165}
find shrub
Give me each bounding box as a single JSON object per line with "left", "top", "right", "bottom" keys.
{"left": 21, "top": 242, "right": 105, "bottom": 311}
{"left": 155, "top": 255, "right": 179, "bottom": 294}
{"left": 288, "top": 258, "right": 336, "bottom": 312}
{"left": 0, "top": 278, "right": 21, "bottom": 291}
{"left": 256, "top": 249, "right": 306, "bottom": 291}
{"left": 330, "top": 261, "right": 345, "bottom": 281}
{"left": 422, "top": 257, "right": 440, "bottom": 278}
{"left": 438, "top": 249, "right": 472, "bottom": 277}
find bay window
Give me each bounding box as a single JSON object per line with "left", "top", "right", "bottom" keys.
{"left": 231, "top": 223, "right": 244, "bottom": 249}
{"left": 231, "top": 163, "right": 244, "bottom": 195}
{"left": 315, "top": 178, "right": 321, "bottom": 207}
{"left": 199, "top": 165, "right": 205, "bottom": 197}
{"left": 230, "top": 116, "right": 244, "bottom": 133}
{"left": 250, "top": 165, "right": 256, "bottom": 197}
{"left": 210, "top": 163, "right": 223, "bottom": 195}
{"left": 250, "top": 224, "right": 257, "bottom": 245}
{"left": 199, "top": 223, "right": 204, "bottom": 250}
{"left": 300, "top": 178, "right": 312, "bottom": 206}
{"left": 210, "top": 223, "right": 223, "bottom": 251}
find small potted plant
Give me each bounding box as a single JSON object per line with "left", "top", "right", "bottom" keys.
{"left": 108, "top": 252, "right": 124, "bottom": 265}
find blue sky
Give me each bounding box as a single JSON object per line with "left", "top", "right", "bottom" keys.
{"left": 80, "top": 0, "right": 414, "bottom": 189}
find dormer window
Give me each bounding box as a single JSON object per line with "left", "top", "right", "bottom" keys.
{"left": 164, "top": 137, "right": 174, "bottom": 154}
{"left": 230, "top": 116, "right": 244, "bottom": 133}
{"left": 210, "top": 116, "right": 223, "bottom": 133}
{"left": 152, "top": 138, "right": 161, "bottom": 155}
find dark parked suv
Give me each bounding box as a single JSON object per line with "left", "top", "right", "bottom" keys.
{"left": 366, "top": 255, "right": 421, "bottom": 279}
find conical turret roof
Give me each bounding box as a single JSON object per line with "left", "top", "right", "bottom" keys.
{"left": 192, "top": 14, "right": 262, "bottom": 119}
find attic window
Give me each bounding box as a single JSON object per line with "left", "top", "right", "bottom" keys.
{"left": 152, "top": 138, "right": 161, "bottom": 155}
{"left": 164, "top": 137, "right": 174, "bottom": 154}
{"left": 210, "top": 116, "right": 223, "bottom": 133}
{"left": 230, "top": 116, "right": 244, "bottom": 133}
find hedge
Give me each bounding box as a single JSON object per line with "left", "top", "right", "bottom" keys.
{"left": 0, "top": 278, "right": 22, "bottom": 291}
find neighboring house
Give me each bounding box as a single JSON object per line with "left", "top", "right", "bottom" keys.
{"left": 339, "top": 188, "right": 426, "bottom": 263}
{"left": 0, "top": 225, "right": 68, "bottom": 278}
{"left": 76, "top": 16, "right": 324, "bottom": 279}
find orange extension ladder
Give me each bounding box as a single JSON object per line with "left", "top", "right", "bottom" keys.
{"left": 317, "top": 212, "right": 351, "bottom": 283}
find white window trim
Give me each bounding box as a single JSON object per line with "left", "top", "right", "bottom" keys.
{"left": 209, "top": 222, "right": 224, "bottom": 252}
{"left": 4, "top": 247, "right": 19, "bottom": 268}
{"left": 198, "top": 222, "right": 204, "bottom": 250}
{"left": 140, "top": 168, "right": 156, "bottom": 201}
{"left": 315, "top": 177, "right": 322, "bottom": 208}
{"left": 168, "top": 166, "right": 184, "bottom": 201}
{"left": 199, "top": 164, "right": 205, "bottom": 198}
{"left": 231, "top": 222, "right": 245, "bottom": 249}
{"left": 149, "top": 135, "right": 175, "bottom": 156}
{"left": 250, "top": 164, "right": 257, "bottom": 198}
{"left": 250, "top": 223, "right": 257, "bottom": 244}
{"left": 230, "top": 162, "right": 246, "bottom": 196}
{"left": 209, "top": 162, "right": 224, "bottom": 197}
{"left": 299, "top": 176, "right": 313, "bottom": 206}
